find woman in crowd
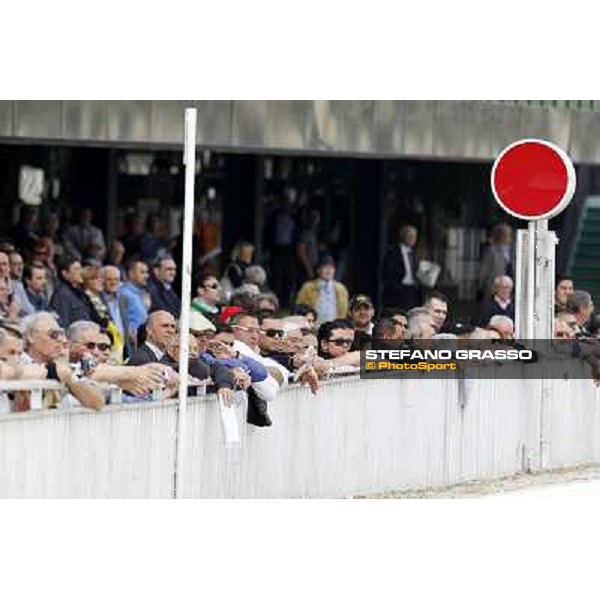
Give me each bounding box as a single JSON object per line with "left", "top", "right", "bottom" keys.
{"left": 221, "top": 240, "right": 255, "bottom": 300}
{"left": 81, "top": 265, "right": 124, "bottom": 362}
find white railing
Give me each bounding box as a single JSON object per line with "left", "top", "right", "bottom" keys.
{"left": 0, "top": 380, "right": 123, "bottom": 413}
{"left": 1, "top": 365, "right": 600, "bottom": 498}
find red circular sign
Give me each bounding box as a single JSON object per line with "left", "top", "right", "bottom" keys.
{"left": 491, "top": 139, "right": 576, "bottom": 220}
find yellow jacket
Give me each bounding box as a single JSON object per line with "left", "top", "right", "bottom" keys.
{"left": 295, "top": 279, "right": 349, "bottom": 319}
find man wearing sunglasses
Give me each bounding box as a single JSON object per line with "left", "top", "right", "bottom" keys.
{"left": 191, "top": 274, "right": 222, "bottom": 322}
{"left": 257, "top": 317, "right": 305, "bottom": 357}
{"left": 230, "top": 312, "right": 297, "bottom": 387}
{"left": 191, "top": 314, "right": 273, "bottom": 425}
{"left": 19, "top": 312, "right": 104, "bottom": 411}
{"left": 65, "top": 318, "right": 174, "bottom": 399}
{"left": 317, "top": 319, "right": 361, "bottom": 366}
{"left": 204, "top": 324, "right": 282, "bottom": 418}
{"left": 67, "top": 320, "right": 111, "bottom": 364}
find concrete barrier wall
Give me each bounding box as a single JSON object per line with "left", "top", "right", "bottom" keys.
{"left": 1, "top": 368, "right": 599, "bottom": 498}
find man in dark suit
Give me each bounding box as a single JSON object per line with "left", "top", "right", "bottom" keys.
{"left": 381, "top": 224, "right": 422, "bottom": 311}
{"left": 147, "top": 256, "right": 181, "bottom": 318}
{"left": 478, "top": 275, "right": 515, "bottom": 325}
{"left": 128, "top": 310, "right": 176, "bottom": 365}
{"left": 49, "top": 255, "right": 99, "bottom": 327}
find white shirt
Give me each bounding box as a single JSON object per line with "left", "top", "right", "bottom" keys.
{"left": 145, "top": 341, "right": 164, "bottom": 361}
{"left": 233, "top": 340, "right": 290, "bottom": 387}
{"left": 400, "top": 244, "right": 415, "bottom": 285}
{"left": 493, "top": 295, "right": 512, "bottom": 311}
{"left": 316, "top": 279, "right": 337, "bottom": 323}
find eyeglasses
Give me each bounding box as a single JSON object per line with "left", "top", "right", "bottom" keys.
{"left": 85, "top": 342, "right": 111, "bottom": 351}
{"left": 262, "top": 329, "right": 285, "bottom": 338}
{"left": 328, "top": 338, "right": 353, "bottom": 347}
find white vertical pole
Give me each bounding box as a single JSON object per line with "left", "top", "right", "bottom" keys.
{"left": 534, "top": 219, "right": 554, "bottom": 340}
{"left": 526, "top": 220, "right": 535, "bottom": 339}
{"left": 174, "top": 107, "right": 197, "bottom": 499}
{"left": 514, "top": 229, "right": 525, "bottom": 339}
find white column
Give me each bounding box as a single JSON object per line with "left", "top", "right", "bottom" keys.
{"left": 174, "top": 107, "right": 197, "bottom": 499}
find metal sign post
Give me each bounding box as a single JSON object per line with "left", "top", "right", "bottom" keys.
{"left": 174, "top": 107, "right": 197, "bottom": 499}
{"left": 491, "top": 139, "right": 576, "bottom": 340}
{"left": 526, "top": 220, "right": 536, "bottom": 339}
{"left": 516, "top": 219, "right": 558, "bottom": 339}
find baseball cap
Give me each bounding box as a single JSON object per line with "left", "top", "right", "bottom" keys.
{"left": 350, "top": 294, "right": 374, "bottom": 311}
{"left": 219, "top": 305, "right": 243, "bottom": 325}
{"left": 189, "top": 311, "right": 216, "bottom": 333}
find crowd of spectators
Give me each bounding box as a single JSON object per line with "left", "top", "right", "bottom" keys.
{"left": 2, "top": 205, "right": 600, "bottom": 420}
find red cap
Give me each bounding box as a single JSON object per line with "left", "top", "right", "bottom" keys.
{"left": 219, "top": 306, "right": 243, "bottom": 324}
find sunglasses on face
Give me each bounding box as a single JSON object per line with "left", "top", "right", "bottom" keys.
{"left": 328, "top": 338, "right": 353, "bottom": 347}
{"left": 262, "top": 329, "right": 285, "bottom": 338}
{"left": 85, "top": 342, "right": 111, "bottom": 351}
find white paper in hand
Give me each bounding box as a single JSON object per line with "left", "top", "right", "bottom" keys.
{"left": 416, "top": 260, "right": 441, "bottom": 288}
{"left": 219, "top": 396, "right": 241, "bottom": 446}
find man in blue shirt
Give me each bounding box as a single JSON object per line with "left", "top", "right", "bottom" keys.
{"left": 120, "top": 260, "right": 150, "bottom": 349}
{"left": 101, "top": 265, "right": 132, "bottom": 356}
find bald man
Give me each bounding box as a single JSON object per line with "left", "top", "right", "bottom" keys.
{"left": 128, "top": 310, "right": 176, "bottom": 365}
